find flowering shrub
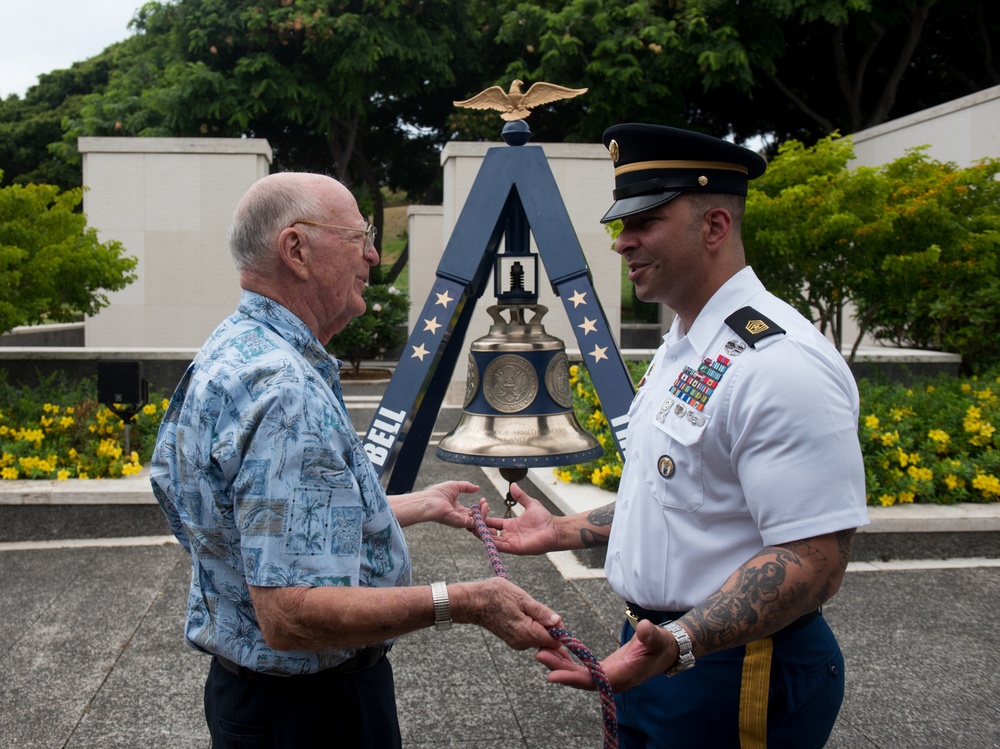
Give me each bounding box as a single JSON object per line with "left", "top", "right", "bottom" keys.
{"left": 552, "top": 361, "right": 648, "bottom": 492}
{"left": 327, "top": 283, "right": 410, "bottom": 376}
{"left": 859, "top": 372, "right": 999, "bottom": 505}
{"left": 0, "top": 374, "right": 166, "bottom": 480}
{"left": 557, "top": 362, "right": 1000, "bottom": 505}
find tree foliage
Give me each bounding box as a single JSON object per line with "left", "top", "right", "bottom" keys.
{"left": 0, "top": 170, "right": 137, "bottom": 333}
{"left": 746, "top": 138, "right": 1000, "bottom": 373}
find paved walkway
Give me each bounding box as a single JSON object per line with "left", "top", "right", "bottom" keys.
{"left": 1, "top": 387, "right": 998, "bottom": 748}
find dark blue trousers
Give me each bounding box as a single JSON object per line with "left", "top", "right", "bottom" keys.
{"left": 616, "top": 614, "right": 845, "bottom": 748}
{"left": 204, "top": 655, "right": 401, "bottom": 748}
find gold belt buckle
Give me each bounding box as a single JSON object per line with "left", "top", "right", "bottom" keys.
{"left": 624, "top": 605, "right": 640, "bottom": 629}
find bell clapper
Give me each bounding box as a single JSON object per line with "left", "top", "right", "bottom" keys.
{"left": 499, "top": 467, "right": 528, "bottom": 518}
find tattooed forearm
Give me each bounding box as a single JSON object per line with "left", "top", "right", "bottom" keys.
{"left": 578, "top": 503, "right": 615, "bottom": 547}
{"left": 683, "top": 538, "right": 837, "bottom": 654}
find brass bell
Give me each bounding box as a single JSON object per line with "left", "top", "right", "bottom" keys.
{"left": 436, "top": 302, "right": 603, "bottom": 512}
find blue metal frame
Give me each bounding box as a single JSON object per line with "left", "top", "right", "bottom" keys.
{"left": 362, "top": 141, "right": 636, "bottom": 494}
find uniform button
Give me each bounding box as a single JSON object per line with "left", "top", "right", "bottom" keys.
{"left": 828, "top": 663, "right": 839, "bottom": 677}
{"left": 616, "top": 551, "right": 621, "bottom": 559}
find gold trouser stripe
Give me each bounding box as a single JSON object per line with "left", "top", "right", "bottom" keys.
{"left": 739, "top": 638, "right": 773, "bottom": 749}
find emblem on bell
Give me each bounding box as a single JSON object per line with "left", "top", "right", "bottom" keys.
{"left": 436, "top": 303, "right": 603, "bottom": 470}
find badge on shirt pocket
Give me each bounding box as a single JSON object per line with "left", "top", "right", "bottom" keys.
{"left": 644, "top": 399, "right": 709, "bottom": 512}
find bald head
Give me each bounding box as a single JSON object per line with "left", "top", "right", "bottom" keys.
{"left": 229, "top": 172, "right": 340, "bottom": 273}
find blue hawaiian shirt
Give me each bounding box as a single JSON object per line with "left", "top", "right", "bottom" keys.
{"left": 150, "top": 290, "right": 411, "bottom": 675}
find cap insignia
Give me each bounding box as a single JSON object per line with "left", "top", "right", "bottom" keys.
{"left": 698, "top": 175, "right": 709, "bottom": 187}
{"left": 608, "top": 139, "right": 620, "bottom": 163}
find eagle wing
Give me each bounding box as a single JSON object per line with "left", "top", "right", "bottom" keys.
{"left": 453, "top": 86, "right": 511, "bottom": 113}
{"left": 520, "top": 82, "right": 588, "bottom": 108}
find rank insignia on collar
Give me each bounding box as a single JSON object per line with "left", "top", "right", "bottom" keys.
{"left": 724, "top": 306, "right": 785, "bottom": 348}
{"left": 657, "top": 455, "right": 675, "bottom": 479}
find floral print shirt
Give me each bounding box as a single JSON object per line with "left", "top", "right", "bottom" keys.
{"left": 150, "top": 290, "right": 410, "bottom": 674}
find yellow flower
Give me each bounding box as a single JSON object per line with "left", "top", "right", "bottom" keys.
{"left": 142, "top": 404, "right": 157, "bottom": 416}
{"left": 943, "top": 474, "right": 964, "bottom": 491}
{"left": 971, "top": 473, "right": 1000, "bottom": 500}
{"left": 1, "top": 467, "right": 19, "bottom": 480}
{"left": 161, "top": 398, "right": 170, "bottom": 411}
{"left": 961, "top": 383, "right": 972, "bottom": 393}
{"left": 878, "top": 494, "right": 896, "bottom": 507}
{"left": 57, "top": 470, "right": 70, "bottom": 481}
{"left": 897, "top": 492, "right": 915, "bottom": 504}
{"left": 864, "top": 414, "right": 879, "bottom": 429}
{"left": 879, "top": 431, "right": 899, "bottom": 446}
{"left": 42, "top": 403, "right": 54, "bottom": 413}
{"left": 927, "top": 429, "right": 949, "bottom": 444}
{"left": 907, "top": 466, "right": 933, "bottom": 482}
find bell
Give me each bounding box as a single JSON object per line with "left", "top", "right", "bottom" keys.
{"left": 436, "top": 303, "right": 603, "bottom": 512}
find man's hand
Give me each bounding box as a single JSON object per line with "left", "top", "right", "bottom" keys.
{"left": 535, "top": 619, "right": 680, "bottom": 692}
{"left": 390, "top": 481, "right": 480, "bottom": 528}
{"left": 452, "top": 577, "right": 563, "bottom": 651}
{"left": 476, "top": 483, "right": 560, "bottom": 555}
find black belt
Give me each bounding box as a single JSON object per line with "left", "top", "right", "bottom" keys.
{"left": 214, "top": 645, "right": 388, "bottom": 681}
{"left": 625, "top": 601, "right": 820, "bottom": 635}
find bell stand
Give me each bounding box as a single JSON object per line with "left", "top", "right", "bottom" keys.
{"left": 362, "top": 123, "right": 636, "bottom": 495}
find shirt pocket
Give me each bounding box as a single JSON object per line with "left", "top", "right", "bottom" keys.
{"left": 642, "top": 399, "right": 710, "bottom": 512}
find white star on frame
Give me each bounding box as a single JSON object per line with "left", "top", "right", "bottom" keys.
{"left": 411, "top": 343, "right": 430, "bottom": 361}
{"left": 423, "top": 317, "right": 442, "bottom": 335}
{"left": 569, "top": 290, "right": 588, "bottom": 308}
{"left": 589, "top": 344, "right": 608, "bottom": 363}
{"left": 578, "top": 317, "right": 597, "bottom": 335}
{"left": 435, "top": 290, "right": 454, "bottom": 308}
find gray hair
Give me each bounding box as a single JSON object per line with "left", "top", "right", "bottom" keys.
{"left": 228, "top": 174, "right": 328, "bottom": 272}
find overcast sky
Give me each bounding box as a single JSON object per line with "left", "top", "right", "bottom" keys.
{"left": 0, "top": 0, "right": 143, "bottom": 99}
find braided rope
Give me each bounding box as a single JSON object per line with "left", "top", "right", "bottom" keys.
{"left": 470, "top": 505, "right": 618, "bottom": 749}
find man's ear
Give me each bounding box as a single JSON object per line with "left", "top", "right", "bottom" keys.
{"left": 277, "top": 226, "right": 311, "bottom": 280}
{"left": 703, "top": 207, "right": 733, "bottom": 252}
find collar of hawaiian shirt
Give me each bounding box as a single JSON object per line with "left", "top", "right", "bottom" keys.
{"left": 237, "top": 290, "right": 343, "bottom": 394}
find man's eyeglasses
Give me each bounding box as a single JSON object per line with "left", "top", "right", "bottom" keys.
{"left": 292, "top": 220, "right": 377, "bottom": 256}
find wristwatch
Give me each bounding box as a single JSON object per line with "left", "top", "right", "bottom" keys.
{"left": 430, "top": 581, "right": 452, "bottom": 630}
{"left": 661, "top": 621, "right": 695, "bottom": 676}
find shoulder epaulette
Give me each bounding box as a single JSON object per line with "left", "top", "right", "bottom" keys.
{"left": 724, "top": 306, "right": 785, "bottom": 348}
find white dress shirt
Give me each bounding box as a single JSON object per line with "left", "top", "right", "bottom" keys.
{"left": 605, "top": 267, "right": 870, "bottom": 611}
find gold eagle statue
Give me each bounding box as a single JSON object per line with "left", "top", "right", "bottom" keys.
{"left": 453, "top": 80, "right": 588, "bottom": 121}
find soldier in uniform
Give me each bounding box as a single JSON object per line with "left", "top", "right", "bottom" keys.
{"left": 480, "top": 124, "right": 870, "bottom": 748}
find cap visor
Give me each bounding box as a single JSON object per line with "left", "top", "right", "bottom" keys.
{"left": 600, "top": 191, "right": 681, "bottom": 223}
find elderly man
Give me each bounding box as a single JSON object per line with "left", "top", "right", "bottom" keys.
{"left": 151, "top": 172, "right": 561, "bottom": 748}
{"left": 480, "top": 124, "right": 870, "bottom": 748}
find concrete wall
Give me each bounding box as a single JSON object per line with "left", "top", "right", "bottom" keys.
{"left": 78, "top": 137, "right": 272, "bottom": 348}
{"left": 412, "top": 141, "right": 621, "bottom": 405}
{"left": 850, "top": 85, "right": 1000, "bottom": 168}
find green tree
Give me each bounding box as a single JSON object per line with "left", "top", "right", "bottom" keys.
{"left": 0, "top": 46, "right": 127, "bottom": 190}
{"left": 746, "top": 137, "right": 1000, "bottom": 372}
{"left": 687, "top": 0, "right": 1000, "bottom": 147}
{"left": 63, "top": 0, "right": 495, "bottom": 264}
{"left": 0, "top": 170, "right": 137, "bottom": 333}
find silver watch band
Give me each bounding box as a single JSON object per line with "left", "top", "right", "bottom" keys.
{"left": 662, "top": 621, "right": 695, "bottom": 676}
{"left": 430, "top": 581, "right": 452, "bottom": 630}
